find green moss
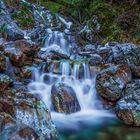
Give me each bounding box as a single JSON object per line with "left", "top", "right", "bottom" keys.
{"left": 3, "top": 0, "right": 140, "bottom": 44}
{"left": 11, "top": 8, "right": 35, "bottom": 29}
{"left": 5, "top": 0, "right": 35, "bottom": 29}
{"left": 40, "top": 1, "right": 61, "bottom": 13}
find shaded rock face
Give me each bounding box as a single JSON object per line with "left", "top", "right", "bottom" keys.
{"left": 0, "top": 52, "right": 6, "bottom": 72}
{"left": 89, "top": 54, "right": 102, "bottom": 66}
{"left": 131, "top": 64, "right": 140, "bottom": 78}
{"left": 6, "top": 23, "right": 24, "bottom": 41}
{"left": 51, "top": 83, "right": 81, "bottom": 113}
{"left": 0, "top": 38, "right": 5, "bottom": 51}
{"left": 20, "top": 66, "right": 34, "bottom": 79}
{"left": 10, "top": 127, "right": 39, "bottom": 140}
{"left": 116, "top": 80, "right": 140, "bottom": 126}
{"left": 0, "top": 88, "right": 58, "bottom": 140}
{"left": 96, "top": 64, "right": 132, "bottom": 102}
{"left": 0, "top": 74, "right": 13, "bottom": 91}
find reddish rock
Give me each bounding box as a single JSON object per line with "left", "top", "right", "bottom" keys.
{"left": 0, "top": 74, "right": 13, "bottom": 91}
{"left": 4, "top": 42, "right": 27, "bottom": 66}
{"left": 51, "top": 82, "right": 81, "bottom": 113}
{"left": 14, "top": 39, "right": 39, "bottom": 57}
{"left": 0, "top": 88, "right": 58, "bottom": 139}
{"left": 0, "top": 52, "right": 6, "bottom": 72}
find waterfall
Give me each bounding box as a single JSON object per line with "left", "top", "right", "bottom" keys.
{"left": 73, "top": 64, "right": 79, "bottom": 79}
{"left": 27, "top": 8, "right": 114, "bottom": 131}
{"left": 28, "top": 61, "right": 114, "bottom": 131}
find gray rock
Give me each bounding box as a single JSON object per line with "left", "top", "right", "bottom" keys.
{"left": 96, "top": 64, "right": 132, "bottom": 102}
{"left": 97, "top": 42, "right": 140, "bottom": 65}
{"left": 0, "top": 4, "right": 24, "bottom": 41}
{"left": 89, "top": 54, "right": 102, "bottom": 66}
{"left": 38, "top": 45, "right": 70, "bottom": 60}
{"left": 6, "top": 23, "right": 24, "bottom": 41}
{"left": 116, "top": 80, "right": 140, "bottom": 126}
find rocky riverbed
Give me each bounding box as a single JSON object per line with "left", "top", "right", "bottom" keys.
{"left": 0, "top": 0, "right": 140, "bottom": 140}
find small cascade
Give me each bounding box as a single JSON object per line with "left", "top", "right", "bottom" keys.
{"left": 41, "top": 30, "right": 77, "bottom": 57}
{"left": 73, "top": 64, "right": 80, "bottom": 79}
{"left": 27, "top": 4, "right": 114, "bottom": 131}
{"left": 28, "top": 61, "right": 114, "bottom": 130}
{"left": 59, "top": 61, "right": 70, "bottom": 76}
{"left": 83, "top": 63, "right": 91, "bottom": 79}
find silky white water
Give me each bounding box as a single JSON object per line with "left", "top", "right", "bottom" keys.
{"left": 27, "top": 13, "right": 114, "bottom": 131}
{"left": 28, "top": 61, "right": 114, "bottom": 131}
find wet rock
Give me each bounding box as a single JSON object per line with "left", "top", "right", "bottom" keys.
{"left": 6, "top": 23, "right": 24, "bottom": 41}
{"left": 20, "top": 66, "right": 34, "bottom": 79}
{"left": 97, "top": 42, "right": 140, "bottom": 65}
{"left": 0, "top": 88, "right": 58, "bottom": 139}
{"left": 89, "top": 54, "right": 102, "bottom": 66}
{"left": 84, "top": 44, "right": 97, "bottom": 52}
{"left": 51, "top": 82, "right": 81, "bottom": 113}
{"left": 10, "top": 127, "right": 39, "bottom": 140}
{"left": 96, "top": 64, "right": 132, "bottom": 102}
{"left": 14, "top": 39, "right": 39, "bottom": 57}
{"left": 4, "top": 43, "right": 27, "bottom": 66}
{"left": 116, "top": 80, "right": 140, "bottom": 126}
{"left": 38, "top": 45, "right": 70, "bottom": 60}
{"left": 131, "top": 64, "right": 140, "bottom": 78}
{"left": 0, "top": 112, "right": 17, "bottom": 139}
{"left": 0, "top": 52, "right": 6, "bottom": 72}
{"left": 0, "top": 74, "right": 13, "bottom": 91}
{"left": 79, "top": 44, "right": 97, "bottom": 56}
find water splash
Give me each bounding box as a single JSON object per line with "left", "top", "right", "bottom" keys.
{"left": 27, "top": 3, "right": 114, "bottom": 131}
{"left": 28, "top": 62, "right": 115, "bottom": 131}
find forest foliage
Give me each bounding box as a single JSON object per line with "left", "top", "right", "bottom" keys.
{"left": 3, "top": 0, "right": 140, "bottom": 44}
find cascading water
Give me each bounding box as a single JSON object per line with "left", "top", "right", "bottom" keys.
{"left": 27, "top": 3, "right": 115, "bottom": 131}
{"left": 28, "top": 61, "right": 114, "bottom": 131}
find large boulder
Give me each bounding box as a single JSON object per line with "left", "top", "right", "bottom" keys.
{"left": 51, "top": 82, "right": 81, "bottom": 113}
{"left": 116, "top": 80, "right": 140, "bottom": 126}
{"left": 0, "top": 87, "right": 58, "bottom": 139}
{"left": 6, "top": 23, "right": 24, "bottom": 41}
{"left": 14, "top": 39, "right": 39, "bottom": 57}
{"left": 96, "top": 64, "right": 132, "bottom": 102}
{"left": 3, "top": 40, "right": 39, "bottom": 66}
{"left": 4, "top": 42, "right": 27, "bottom": 66}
